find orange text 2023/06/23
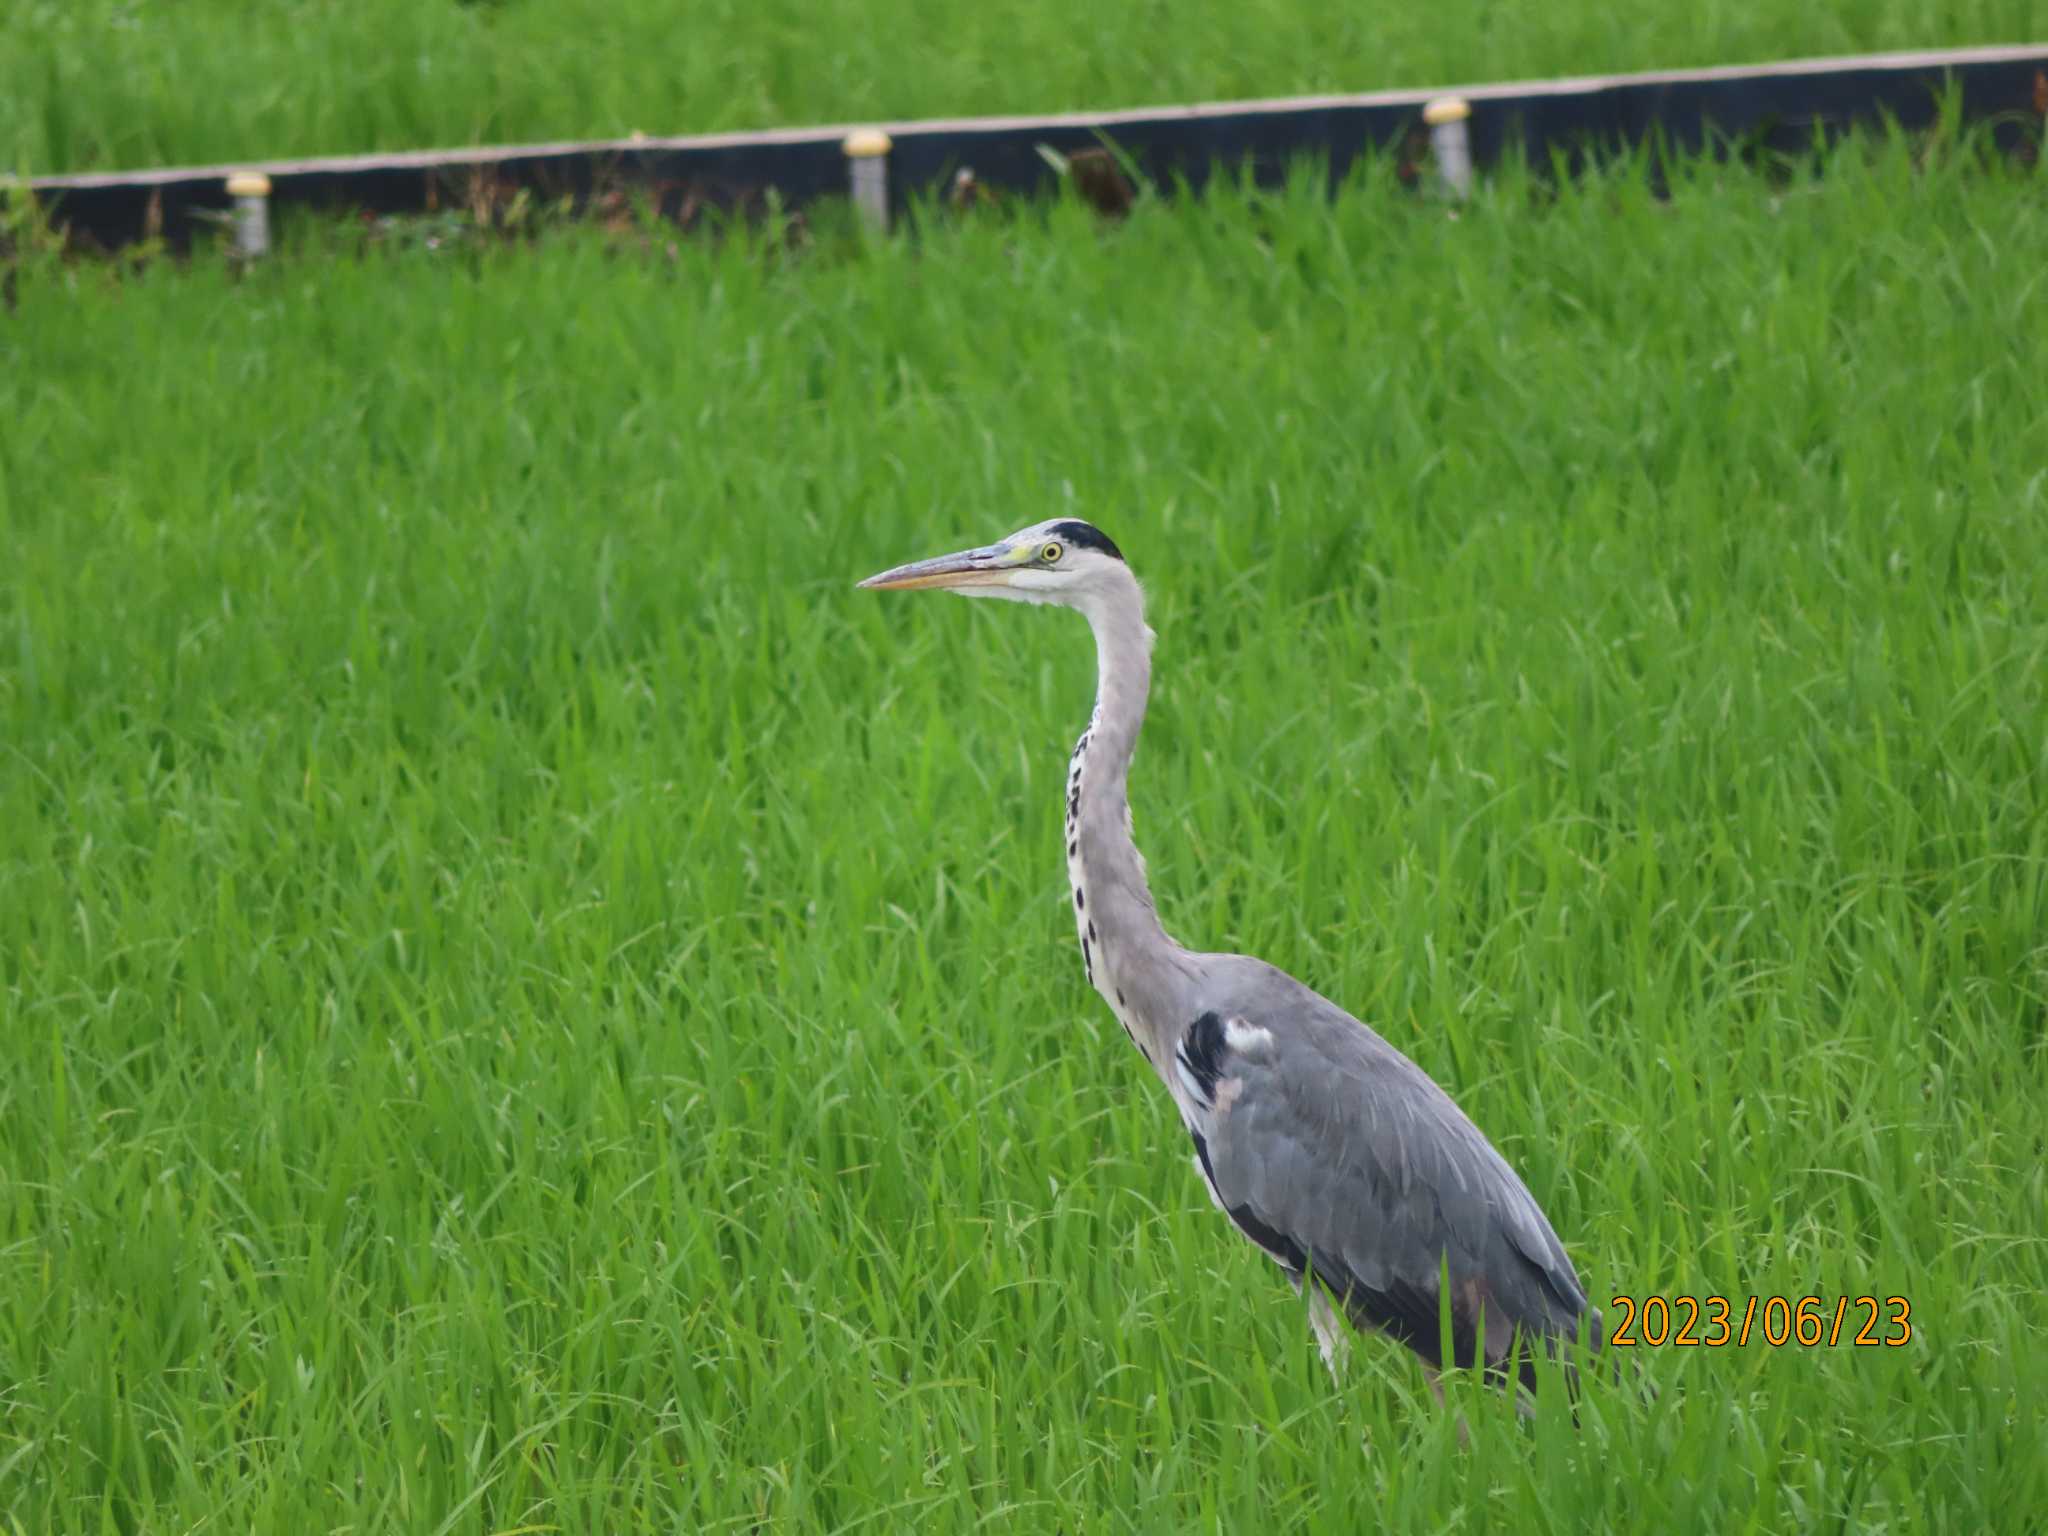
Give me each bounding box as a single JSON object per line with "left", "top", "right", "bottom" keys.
{"left": 1605, "top": 1295, "right": 1913, "bottom": 1349}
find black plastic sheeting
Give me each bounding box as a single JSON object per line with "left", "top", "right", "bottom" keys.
{"left": 26, "top": 46, "right": 2048, "bottom": 253}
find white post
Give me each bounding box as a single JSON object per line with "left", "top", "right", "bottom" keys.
{"left": 226, "top": 172, "right": 272, "bottom": 258}
{"left": 1422, "top": 98, "right": 1473, "bottom": 199}
{"left": 842, "top": 129, "right": 893, "bottom": 232}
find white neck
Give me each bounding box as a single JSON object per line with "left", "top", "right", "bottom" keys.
{"left": 1063, "top": 570, "right": 1190, "bottom": 1067}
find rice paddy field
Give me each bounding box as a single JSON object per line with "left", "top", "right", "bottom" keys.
{"left": 4, "top": 132, "right": 2047, "bottom": 1531}
{"left": 7, "top": 0, "right": 2043, "bottom": 174}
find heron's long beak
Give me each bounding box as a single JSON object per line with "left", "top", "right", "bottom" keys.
{"left": 857, "top": 544, "right": 1018, "bottom": 592}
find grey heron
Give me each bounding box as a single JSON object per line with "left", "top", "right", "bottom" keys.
{"left": 860, "top": 519, "right": 1602, "bottom": 1406}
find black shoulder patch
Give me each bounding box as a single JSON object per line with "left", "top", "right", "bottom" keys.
{"left": 1176, "top": 1012, "right": 1228, "bottom": 1101}
{"left": 1046, "top": 520, "right": 1125, "bottom": 562}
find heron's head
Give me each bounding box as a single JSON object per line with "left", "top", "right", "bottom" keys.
{"left": 857, "top": 519, "right": 1126, "bottom": 607}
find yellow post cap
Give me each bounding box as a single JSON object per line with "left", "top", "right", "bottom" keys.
{"left": 842, "top": 129, "right": 893, "bottom": 158}
{"left": 226, "top": 172, "right": 272, "bottom": 197}
{"left": 1422, "top": 98, "right": 1471, "bottom": 126}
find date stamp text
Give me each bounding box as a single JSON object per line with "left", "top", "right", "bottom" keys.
{"left": 1608, "top": 1295, "right": 1911, "bottom": 1348}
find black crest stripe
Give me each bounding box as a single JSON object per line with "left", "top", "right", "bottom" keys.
{"left": 1046, "top": 520, "right": 1125, "bottom": 563}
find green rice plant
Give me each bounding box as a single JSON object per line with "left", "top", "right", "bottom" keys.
{"left": 8, "top": 0, "right": 2043, "bottom": 174}
{"left": 0, "top": 135, "right": 2043, "bottom": 1532}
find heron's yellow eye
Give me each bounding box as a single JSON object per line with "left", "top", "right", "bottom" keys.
{"left": 1043, "top": 542, "right": 1064, "bottom": 563}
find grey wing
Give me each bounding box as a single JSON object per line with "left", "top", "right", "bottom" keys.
{"left": 1179, "top": 976, "right": 1600, "bottom": 1387}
